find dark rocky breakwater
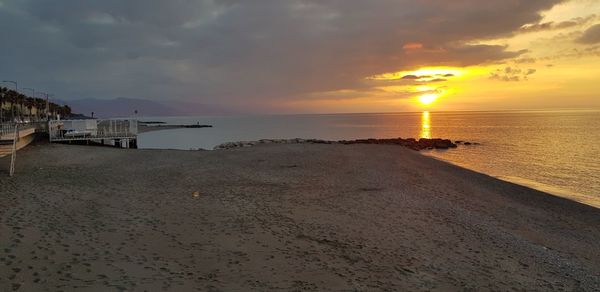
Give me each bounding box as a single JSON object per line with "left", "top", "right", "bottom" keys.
{"left": 214, "top": 138, "right": 477, "bottom": 151}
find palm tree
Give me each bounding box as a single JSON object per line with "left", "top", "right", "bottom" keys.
{"left": 16, "top": 93, "right": 25, "bottom": 122}
{"left": 7, "top": 91, "right": 17, "bottom": 122}
{"left": 25, "top": 97, "right": 35, "bottom": 120}
{"left": 49, "top": 103, "right": 59, "bottom": 119}
{"left": 0, "top": 87, "right": 6, "bottom": 122}
{"left": 35, "top": 98, "right": 44, "bottom": 121}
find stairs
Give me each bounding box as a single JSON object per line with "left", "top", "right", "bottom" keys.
{"left": 0, "top": 141, "right": 13, "bottom": 158}
{"left": 0, "top": 134, "right": 36, "bottom": 158}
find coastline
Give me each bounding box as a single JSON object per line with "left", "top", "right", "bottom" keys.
{"left": 420, "top": 153, "right": 600, "bottom": 209}
{"left": 212, "top": 138, "right": 600, "bottom": 209}
{"left": 494, "top": 175, "right": 600, "bottom": 209}
{"left": 1, "top": 142, "right": 599, "bottom": 290}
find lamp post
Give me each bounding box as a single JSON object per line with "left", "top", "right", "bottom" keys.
{"left": 2, "top": 80, "right": 17, "bottom": 91}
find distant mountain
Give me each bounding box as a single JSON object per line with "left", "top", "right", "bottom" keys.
{"left": 61, "top": 97, "right": 239, "bottom": 118}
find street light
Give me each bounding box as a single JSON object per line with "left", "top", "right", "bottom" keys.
{"left": 2, "top": 80, "right": 17, "bottom": 91}
{"left": 22, "top": 87, "right": 35, "bottom": 97}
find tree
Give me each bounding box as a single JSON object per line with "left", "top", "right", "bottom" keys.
{"left": 25, "top": 97, "right": 35, "bottom": 120}
{"left": 17, "top": 93, "right": 26, "bottom": 121}
{"left": 7, "top": 91, "right": 17, "bottom": 121}
{"left": 0, "top": 87, "right": 5, "bottom": 122}
{"left": 63, "top": 105, "right": 72, "bottom": 117}
{"left": 35, "top": 98, "right": 45, "bottom": 121}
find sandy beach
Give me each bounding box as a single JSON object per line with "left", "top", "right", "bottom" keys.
{"left": 1, "top": 142, "right": 599, "bottom": 291}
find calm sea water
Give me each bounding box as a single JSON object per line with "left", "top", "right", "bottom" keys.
{"left": 138, "top": 110, "right": 600, "bottom": 206}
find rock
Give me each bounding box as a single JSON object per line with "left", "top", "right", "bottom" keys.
{"left": 433, "top": 139, "right": 456, "bottom": 149}
{"left": 213, "top": 137, "right": 461, "bottom": 151}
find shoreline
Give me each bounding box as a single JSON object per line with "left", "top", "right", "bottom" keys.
{"left": 1, "top": 142, "right": 598, "bottom": 290}
{"left": 494, "top": 175, "right": 599, "bottom": 209}
{"left": 419, "top": 153, "right": 600, "bottom": 209}
{"left": 210, "top": 137, "right": 598, "bottom": 210}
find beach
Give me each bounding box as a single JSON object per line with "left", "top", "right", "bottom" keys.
{"left": 1, "top": 142, "right": 599, "bottom": 291}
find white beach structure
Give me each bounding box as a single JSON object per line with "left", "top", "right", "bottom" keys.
{"left": 48, "top": 119, "right": 138, "bottom": 148}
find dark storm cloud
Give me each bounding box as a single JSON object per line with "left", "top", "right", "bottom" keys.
{"left": 0, "top": 0, "right": 562, "bottom": 109}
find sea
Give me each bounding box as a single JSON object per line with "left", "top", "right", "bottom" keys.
{"left": 137, "top": 110, "right": 600, "bottom": 207}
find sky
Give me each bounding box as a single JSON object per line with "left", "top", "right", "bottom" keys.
{"left": 1, "top": 0, "right": 599, "bottom": 113}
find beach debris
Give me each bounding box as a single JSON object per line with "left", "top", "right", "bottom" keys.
{"left": 192, "top": 191, "right": 200, "bottom": 197}
{"left": 214, "top": 137, "right": 464, "bottom": 151}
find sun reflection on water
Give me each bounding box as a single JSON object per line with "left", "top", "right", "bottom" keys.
{"left": 420, "top": 111, "right": 431, "bottom": 139}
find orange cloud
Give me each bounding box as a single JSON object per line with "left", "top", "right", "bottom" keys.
{"left": 403, "top": 42, "right": 424, "bottom": 50}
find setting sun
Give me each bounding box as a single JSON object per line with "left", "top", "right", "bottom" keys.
{"left": 419, "top": 93, "right": 439, "bottom": 105}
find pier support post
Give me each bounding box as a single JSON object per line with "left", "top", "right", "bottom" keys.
{"left": 115, "top": 139, "right": 121, "bottom": 148}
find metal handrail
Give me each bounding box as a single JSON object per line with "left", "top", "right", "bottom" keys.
{"left": 1, "top": 122, "right": 45, "bottom": 138}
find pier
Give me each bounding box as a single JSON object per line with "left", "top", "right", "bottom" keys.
{"left": 48, "top": 119, "right": 139, "bottom": 148}
{"left": 2, "top": 119, "right": 211, "bottom": 175}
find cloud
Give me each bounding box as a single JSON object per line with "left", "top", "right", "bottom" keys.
{"left": 401, "top": 75, "right": 420, "bottom": 80}
{"left": 377, "top": 73, "right": 453, "bottom": 83}
{"left": 489, "top": 66, "right": 537, "bottom": 82}
{"left": 0, "top": 0, "right": 563, "bottom": 111}
{"left": 519, "top": 14, "right": 597, "bottom": 33}
{"left": 539, "top": 44, "right": 600, "bottom": 61}
{"left": 514, "top": 57, "right": 537, "bottom": 64}
{"left": 402, "top": 42, "right": 423, "bottom": 50}
{"left": 577, "top": 24, "right": 600, "bottom": 44}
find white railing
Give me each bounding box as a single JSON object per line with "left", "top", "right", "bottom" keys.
{"left": 48, "top": 119, "right": 138, "bottom": 142}
{"left": 1, "top": 122, "right": 43, "bottom": 139}
{"left": 0, "top": 123, "right": 15, "bottom": 137}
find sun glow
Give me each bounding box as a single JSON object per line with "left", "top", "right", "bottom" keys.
{"left": 420, "top": 111, "right": 431, "bottom": 139}
{"left": 418, "top": 93, "right": 439, "bottom": 105}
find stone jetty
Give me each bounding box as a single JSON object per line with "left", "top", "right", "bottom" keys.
{"left": 214, "top": 138, "right": 476, "bottom": 151}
